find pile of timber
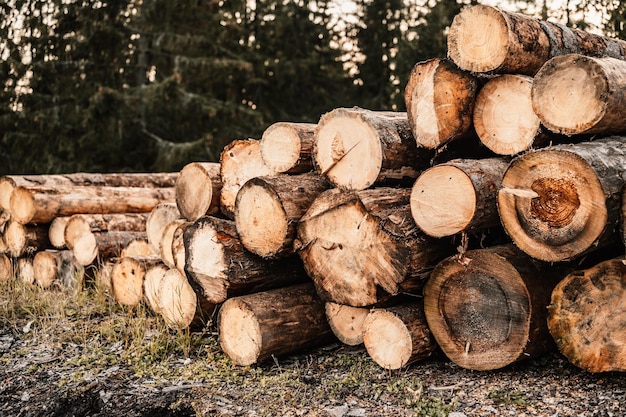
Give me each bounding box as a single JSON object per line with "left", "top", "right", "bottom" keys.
{"left": 1, "top": 4, "right": 626, "bottom": 373}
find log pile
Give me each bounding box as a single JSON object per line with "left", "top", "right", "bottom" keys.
{"left": 1, "top": 4, "right": 625, "bottom": 374}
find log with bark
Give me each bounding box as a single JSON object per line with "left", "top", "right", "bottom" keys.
{"left": 63, "top": 213, "right": 149, "bottom": 250}
{"left": 548, "top": 257, "right": 626, "bottom": 373}
{"left": 234, "top": 173, "right": 330, "bottom": 258}
{"left": 423, "top": 244, "right": 568, "bottom": 371}
{"left": 72, "top": 230, "right": 148, "bottom": 267}
{"left": 110, "top": 255, "right": 164, "bottom": 306}
{"left": 325, "top": 302, "right": 370, "bottom": 346}
{"left": 295, "top": 187, "right": 454, "bottom": 307}
{"left": 218, "top": 283, "right": 335, "bottom": 366}
{"left": 4, "top": 220, "right": 51, "bottom": 258}
{"left": 146, "top": 202, "right": 182, "bottom": 254}
{"left": 33, "top": 250, "right": 84, "bottom": 290}
{"left": 532, "top": 54, "right": 626, "bottom": 136}
{"left": 1, "top": 172, "right": 177, "bottom": 190}
{"left": 260, "top": 122, "right": 316, "bottom": 174}
{"left": 497, "top": 137, "right": 626, "bottom": 262}
{"left": 175, "top": 162, "right": 222, "bottom": 222}
{"left": 404, "top": 58, "right": 478, "bottom": 150}
{"left": 410, "top": 157, "right": 509, "bottom": 237}
{"left": 184, "top": 216, "right": 309, "bottom": 304}
{"left": 447, "top": 4, "right": 626, "bottom": 75}
{"left": 313, "top": 107, "right": 433, "bottom": 191}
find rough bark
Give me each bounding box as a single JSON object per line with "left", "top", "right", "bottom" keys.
{"left": 72, "top": 230, "right": 148, "bottom": 266}
{"left": 33, "top": 250, "right": 84, "bottom": 290}
{"left": 218, "top": 283, "right": 335, "bottom": 366}
{"left": 4, "top": 221, "right": 51, "bottom": 258}
{"left": 111, "top": 255, "right": 163, "bottom": 306}
{"left": 63, "top": 213, "right": 149, "bottom": 250}
{"left": 498, "top": 137, "right": 626, "bottom": 262}
{"left": 260, "top": 122, "right": 316, "bottom": 174}
{"left": 175, "top": 162, "right": 222, "bottom": 222}
{"left": 325, "top": 302, "right": 370, "bottom": 346}
{"left": 146, "top": 203, "right": 182, "bottom": 254}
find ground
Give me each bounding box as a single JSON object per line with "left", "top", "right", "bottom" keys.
{"left": 1, "top": 278, "right": 625, "bottom": 417}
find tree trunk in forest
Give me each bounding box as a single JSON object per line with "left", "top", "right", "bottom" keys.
{"left": 175, "top": 162, "right": 222, "bottom": 222}
{"left": 447, "top": 4, "right": 626, "bottom": 75}
{"left": 295, "top": 187, "right": 454, "bottom": 307}
{"left": 532, "top": 55, "right": 626, "bottom": 136}
{"left": 183, "top": 216, "right": 309, "bottom": 304}
{"left": 410, "top": 157, "right": 509, "bottom": 237}
{"left": 260, "top": 122, "right": 316, "bottom": 174}
{"left": 498, "top": 137, "right": 626, "bottom": 262}
{"left": 111, "top": 255, "right": 163, "bottom": 306}
{"left": 313, "top": 107, "right": 433, "bottom": 191}
{"left": 146, "top": 202, "right": 182, "bottom": 254}
{"left": 218, "top": 283, "right": 335, "bottom": 366}
{"left": 4, "top": 221, "right": 51, "bottom": 258}
{"left": 72, "top": 230, "right": 148, "bottom": 266}
{"left": 404, "top": 58, "right": 478, "bottom": 150}
{"left": 423, "top": 244, "right": 568, "bottom": 371}
{"left": 234, "top": 173, "right": 330, "bottom": 259}
{"left": 325, "top": 302, "right": 370, "bottom": 346}
{"left": 0, "top": 253, "right": 12, "bottom": 282}
{"left": 63, "top": 213, "right": 149, "bottom": 250}
{"left": 363, "top": 302, "right": 436, "bottom": 370}
{"left": 33, "top": 250, "right": 84, "bottom": 290}
{"left": 548, "top": 257, "right": 626, "bottom": 373}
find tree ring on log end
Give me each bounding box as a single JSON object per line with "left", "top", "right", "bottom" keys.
{"left": 176, "top": 163, "right": 215, "bottom": 222}
{"left": 158, "top": 269, "right": 198, "bottom": 330}
{"left": 260, "top": 123, "right": 303, "bottom": 173}
{"left": 363, "top": 310, "right": 412, "bottom": 370}
{"left": 9, "top": 187, "right": 36, "bottom": 225}
{"left": 219, "top": 298, "right": 262, "bottom": 366}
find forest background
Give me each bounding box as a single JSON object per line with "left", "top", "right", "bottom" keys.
{"left": 1, "top": 0, "right": 624, "bottom": 175}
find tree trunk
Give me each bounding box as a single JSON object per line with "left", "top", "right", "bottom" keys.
{"left": 184, "top": 216, "right": 309, "bottom": 304}
{"left": 0, "top": 253, "right": 12, "bottom": 282}
{"left": 111, "top": 255, "right": 163, "bottom": 306}
{"left": 72, "top": 230, "right": 148, "bottom": 266}
{"left": 498, "top": 137, "right": 626, "bottom": 262}
{"left": 218, "top": 283, "right": 335, "bottom": 366}
{"left": 64, "top": 213, "right": 149, "bottom": 250}
{"left": 295, "top": 187, "right": 454, "bottom": 307}
{"left": 146, "top": 202, "right": 182, "bottom": 254}
{"left": 234, "top": 173, "right": 330, "bottom": 258}
{"left": 4, "top": 221, "right": 51, "bottom": 258}
{"left": 410, "top": 157, "right": 509, "bottom": 237}
{"left": 363, "top": 302, "right": 436, "bottom": 370}
{"left": 532, "top": 55, "right": 626, "bottom": 136}
{"left": 313, "top": 107, "right": 433, "bottom": 191}
{"left": 219, "top": 139, "right": 277, "bottom": 219}
{"left": 325, "top": 302, "right": 370, "bottom": 346}
{"left": 33, "top": 250, "right": 84, "bottom": 290}
{"left": 404, "top": 58, "right": 478, "bottom": 149}
{"left": 260, "top": 122, "right": 316, "bottom": 174}
{"left": 447, "top": 4, "right": 626, "bottom": 75}
{"left": 423, "top": 244, "right": 570, "bottom": 371}
{"left": 175, "top": 162, "right": 222, "bottom": 222}
{"left": 548, "top": 257, "right": 626, "bottom": 373}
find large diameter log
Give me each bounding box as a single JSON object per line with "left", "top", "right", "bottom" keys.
{"left": 548, "top": 257, "right": 626, "bottom": 373}
{"left": 313, "top": 107, "right": 433, "bottom": 191}
{"left": 146, "top": 202, "right": 181, "bottom": 254}
{"left": 448, "top": 4, "right": 626, "bottom": 75}
{"left": 234, "top": 173, "right": 330, "bottom": 258}
{"left": 260, "top": 122, "right": 316, "bottom": 174}
{"left": 532, "top": 54, "right": 626, "bottom": 136}
{"left": 295, "top": 187, "right": 454, "bottom": 307}
{"left": 363, "top": 302, "right": 436, "bottom": 370}
{"left": 498, "top": 137, "right": 626, "bottom": 262}
{"left": 404, "top": 58, "right": 478, "bottom": 149}
{"left": 175, "top": 162, "right": 222, "bottom": 222}
{"left": 4, "top": 221, "right": 51, "bottom": 258}
{"left": 325, "top": 302, "right": 370, "bottom": 346}
{"left": 111, "top": 255, "right": 163, "bottom": 306}
{"left": 424, "top": 245, "right": 568, "bottom": 371}
{"left": 63, "top": 213, "right": 149, "bottom": 250}
{"left": 9, "top": 185, "right": 175, "bottom": 225}
{"left": 218, "top": 283, "right": 335, "bottom": 366}
{"left": 410, "top": 158, "right": 509, "bottom": 237}
{"left": 0, "top": 253, "right": 12, "bottom": 282}
{"left": 72, "top": 230, "right": 148, "bottom": 266}
{"left": 184, "top": 216, "right": 309, "bottom": 304}
{"left": 219, "top": 139, "right": 277, "bottom": 219}
{"left": 33, "top": 250, "right": 84, "bottom": 290}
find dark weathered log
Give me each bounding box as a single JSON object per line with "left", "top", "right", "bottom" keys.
{"left": 325, "top": 302, "right": 370, "bottom": 346}
{"left": 410, "top": 158, "right": 509, "bottom": 237}
{"left": 218, "top": 283, "right": 335, "bottom": 366}
{"left": 498, "top": 137, "right": 626, "bottom": 262}
{"left": 363, "top": 302, "right": 436, "bottom": 370}
{"left": 63, "top": 213, "right": 149, "bottom": 250}
{"left": 33, "top": 250, "right": 84, "bottom": 290}
{"left": 532, "top": 54, "right": 626, "bottom": 136}
{"left": 184, "top": 216, "right": 308, "bottom": 304}
{"left": 260, "top": 122, "right": 316, "bottom": 174}
{"left": 72, "top": 230, "right": 148, "bottom": 266}
{"left": 448, "top": 4, "right": 626, "bottom": 75}
{"left": 234, "top": 173, "right": 330, "bottom": 258}
{"left": 548, "top": 257, "right": 626, "bottom": 373}
{"left": 404, "top": 58, "right": 478, "bottom": 149}
{"left": 424, "top": 244, "right": 571, "bottom": 371}
{"left": 146, "top": 202, "right": 181, "bottom": 254}
{"left": 295, "top": 187, "right": 454, "bottom": 307}
{"left": 111, "top": 255, "right": 163, "bottom": 306}
{"left": 313, "top": 107, "right": 433, "bottom": 191}
{"left": 0, "top": 253, "right": 12, "bottom": 282}
{"left": 175, "top": 162, "right": 222, "bottom": 222}
{"left": 4, "top": 221, "right": 51, "bottom": 258}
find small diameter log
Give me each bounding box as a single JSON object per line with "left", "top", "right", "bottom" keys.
{"left": 146, "top": 202, "right": 181, "bottom": 254}
{"left": 143, "top": 263, "right": 169, "bottom": 315}
{"left": 48, "top": 216, "right": 71, "bottom": 248}
{"left": 4, "top": 221, "right": 51, "bottom": 258}
{"left": 424, "top": 245, "right": 566, "bottom": 371}
{"left": 447, "top": 4, "right": 626, "bottom": 75}
{"left": 171, "top": 222, "right": 189, "bottom": 276}
{"left": 218, "top": 283, "right": 335, "bottom": 366}
{"left": 295, "top": 187, "right": 454, "bottom": 307}
{"left": 498, "top": 137, "right": 626, "bottom": 262}
{"left": 111, "top": 255, "right": 163, "bottom": 306}
{"left": 33, "top": 250, "right": 84, "bottom": 290}
{"left": 158, "top": 268, "right": 216, "bottom": 330}
{"left": 532, "top": 54, "right": 626, "bottom": 136}
{"left": 313, "top": 107, "right": 433, "bottom": 191}
{"left": 234, "top": 173, "right": 330, "bottom": 258}
{"left": 260, "top": 122, "right": 316, "bottom": 174}
{"left": 219, "top": 139, "right": 277, "bottom": 219}
{"left": 9, "top": 185, "right": 175, "bottom": 225}
{"left": 325, "top": 302, "right": 370, "bottom": 346}
{"left": 63, "top": 213, "right": 149, "bottom": 250}
{"left": 0, "top": 253, "right": 12, "bottom": 282}
{"left": 548, "top": 257, "right": 626, "bottom": 373}
{"left": 175, "top": 162, "right": 222, "bottom": 222}
{"left": 72, "top": 231, "right": 148, "bottom": 266}
{"left": 0, "top": 172, "right": 177, "bottom": 190}
{"left": 120, "top": 238, "right": 154, "bottom": 258}
{"left": 363, "top": 302, "right": 436, "bottom": 370}
{"left": 0, "top": 235, "right": 7, "bottom": 254}
{"left": 17, "top": 257, "right": 35, "bottom": 285}
{"left": 410, "top": 157, "right": 509, "bottom": 237}
{"left": 159, "top": 219, "right": 191, "bottom": 269}
{"left": 0, "top": 209, "right": 10, "bottom": 232}
{"left": 184, "top": 216, "right": 308, "bottom": 304}
{"left": 404, "top": 58, "right": 478, "bottom": 149}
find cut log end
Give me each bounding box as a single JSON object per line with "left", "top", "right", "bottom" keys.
{"left": 325, "top": 302, "right": 369, "bottom": 346}
{"left": 111, "top": 257, "right": 149, "bottom": 306}
{"left": 158, "top": 268, "right": 198, "bottom": 330}
{"left": 0, "top": 254, "right": 12, "bottom": 282}
{"left": 143, "top": 264, "right": 168, "bottom": 315}
{"left": 218, "top": 298, "right": 262, "bottom": 366}
{"left": 9, "top": 187, "right": 35, "bottom": 225}
{"left": 146, "top": 203, "right": 181, "bottom": 254}
{"left": 175, "top": 162, "right": 220, "bottom": 222}
{"left": 260, "top": 122, "right": 315, "bottom": 173}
